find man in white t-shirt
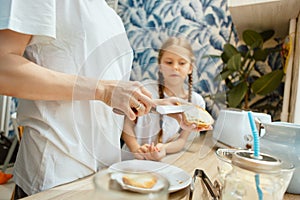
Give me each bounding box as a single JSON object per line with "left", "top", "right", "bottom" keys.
{"left": 0, "top": 0, "right": 156, "bottom": 198}
{"left": 0, "top": 1, "right": 209, "bottom": 198}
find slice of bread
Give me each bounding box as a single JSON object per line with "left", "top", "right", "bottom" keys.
{"left": 122, "top": 174, "right": 157, "bottom": 189}
{"left": 183, "top": 105, "right": 214, "bottom": 128}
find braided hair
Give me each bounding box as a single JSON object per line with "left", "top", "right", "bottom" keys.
{"left": 157, "top": 37, "right": 194, "bottom": 143}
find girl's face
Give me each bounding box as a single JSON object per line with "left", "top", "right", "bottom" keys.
{"left": 159, "top": 50, "right": 192, "bottom": 81}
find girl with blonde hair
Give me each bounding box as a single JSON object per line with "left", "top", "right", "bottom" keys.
{"left": 122, "top": 37, "right": 210, "bottom": 161}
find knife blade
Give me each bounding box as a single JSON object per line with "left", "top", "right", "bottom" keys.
{"left": 112, "top": 105, "right": 194, "bottom": 115}
{"left": 155, "top": 105, "right": 194, "bottom": 114}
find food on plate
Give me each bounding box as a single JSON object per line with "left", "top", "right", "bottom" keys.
{"left": 182, "top": 105, "right": 214, "bottom": 128}
{"left": 122, "top": 173, "right": 157, "bottom": 189}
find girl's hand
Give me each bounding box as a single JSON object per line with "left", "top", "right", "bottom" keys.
{"left": 133, "top": 144, "right": 151, "bottom": 160}
{"left": 179, "top": 120, "right": 213, "bottom": 132}
{"left": 143, "top": 143, "right": 166, "bottom": 161}
{"left": 154, "top": 97, "right": 212, "bottom": 132}
{"left": 168, "top": 112, "right": 213, "bottom": 132}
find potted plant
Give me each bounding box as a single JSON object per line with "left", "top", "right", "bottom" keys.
{"left": 219, "top": 29, "right": 284, "bottom": 110}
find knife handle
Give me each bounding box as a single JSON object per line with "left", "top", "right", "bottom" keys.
{"left": 113, "top": 107, "right": 157, "bottom": 115}
{"left": 112, "top": 108, "right": 138, "bottom": 115}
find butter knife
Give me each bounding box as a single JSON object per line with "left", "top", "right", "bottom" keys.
{"left": 113, "top": 105, "right": 194, "bottom": 115}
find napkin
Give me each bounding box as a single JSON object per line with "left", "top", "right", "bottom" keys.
{"left": 0, "top": 171, "right": 13, "bottom": 184}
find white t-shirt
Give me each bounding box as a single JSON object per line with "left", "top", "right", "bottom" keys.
{"left": 122, "top": 80, "right": 206, "bottom": 160}
{"left": 0, "top": 0, "right": 133, "bottom": 195}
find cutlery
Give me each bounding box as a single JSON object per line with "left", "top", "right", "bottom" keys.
{"left": 189, "top": 169, "right": 220, "bottom": 200}
{"left": 113, "top": 105, "right": 194, "bottom": 115}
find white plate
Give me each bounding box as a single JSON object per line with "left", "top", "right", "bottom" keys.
{"left": 108, "top": 160, "right": 191, "bottom": 193}
{"left": 110, "top": 172, "right": 166, "bottom": 194}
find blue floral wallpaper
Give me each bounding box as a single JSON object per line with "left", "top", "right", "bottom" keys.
{"left": 118, "top": 0, "right": 232, "bottom": 119}
{"left": 117, "top": 0, "right": 284, "bottom": 120}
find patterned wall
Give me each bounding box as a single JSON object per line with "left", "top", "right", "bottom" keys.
{"left": 117, "top": 0, "right": 232, "bottom": 119}
{"left": 117, "top": 0, "right": 283, "bottom": 120}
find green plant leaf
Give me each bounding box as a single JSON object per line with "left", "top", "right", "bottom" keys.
{"left": 259, "top": 30, "right": 275, "bottom": 42}
{"left": 227, "top": 54, "right": 241, "bottom": 71}
{"left": 221, "top": 44, "right": 238, "bottom": 63}
{"left": 252, "top": 69, "right": 284, "bottom": 95}
{"left": 243, "top": 30, "right": 263, "bottom": 49}
{"left": 220, "top": 69, "right": 233, "bottom": 80}
{"left": 253, "top": 49, "right": 268, "bottom": 61}
{"left": 228, "top": 81, "right": 248, "bottom": 108}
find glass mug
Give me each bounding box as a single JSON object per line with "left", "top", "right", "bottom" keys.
{"left": 92, "top": 169, "right": 170, "bottom": 200}
{"left": 189, "top": 149, "right": 295, "bottom": 200}
{"left": 215, "top": 148, "right": 236, "bottom": 185}
{"left": 221, "top": 150, "right": 294, "bottom": 200}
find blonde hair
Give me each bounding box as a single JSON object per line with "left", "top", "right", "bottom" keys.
{"left": 158, "top": 37, "right": 195, "bottom": 64}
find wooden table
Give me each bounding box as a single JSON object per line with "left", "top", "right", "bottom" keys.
{"left": 22, "top": 131, "right": 300, "bottom": 200}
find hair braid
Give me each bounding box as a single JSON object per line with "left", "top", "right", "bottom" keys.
{"left": 158, "top": 71, "right": 165, "bottom": 99}
{"left": 188, "top": 73, "right": 193, "bottom": 103}
{"left": 157, "top": 71, "right": 165, "bottom": 143}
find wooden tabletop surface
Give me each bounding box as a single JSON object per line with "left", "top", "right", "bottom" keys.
{"left": 22, "top": 131, "right": 300, "bottom": 200}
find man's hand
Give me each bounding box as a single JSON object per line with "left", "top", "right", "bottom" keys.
{"left": 97, "top": 80, "right": 155, "bottom": 120}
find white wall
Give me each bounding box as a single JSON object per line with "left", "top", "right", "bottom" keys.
{"left": 291, "top": 14, "right": 300, "bottom": 123}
